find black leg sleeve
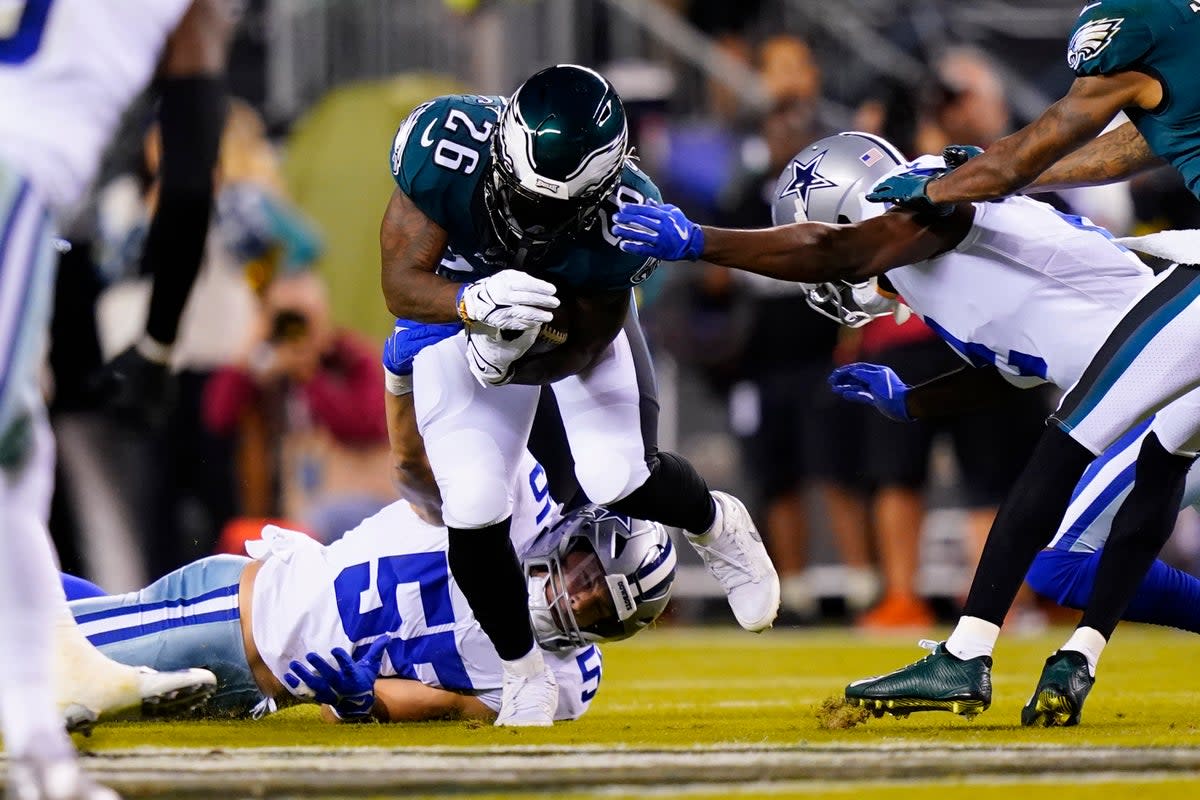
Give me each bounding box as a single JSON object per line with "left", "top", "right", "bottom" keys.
{"left": 143, "top": 76, "right": 228, "bottom": 346}
{"left": 607, "top": 451, "right": 716, "bottom": 535}
{"left": 1078, "top": 432, "right": 1195, "bottom": 639}
{"left": 447, "top": 520, "right": 534, "bottom": 661}
{"left": 962, "top": 425, "right": 1095, "bottom": 625}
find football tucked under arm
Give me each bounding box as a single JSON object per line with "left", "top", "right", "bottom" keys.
{"left": 507, "top": 288, "right": 631, "bottom": 385}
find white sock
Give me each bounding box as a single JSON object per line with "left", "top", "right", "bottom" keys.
{"left": 690, "top": 493, "right": 722, "bottom": 541}
{"left": 0, "top": 506, "right": 73, "bottom": 757}
{"left": 502, "top": 645, "right": 546, "bottom": 678}
{"left": 1060, "top": 626, "right": 1106, "bottom": 677}
{"left": 945, "top": 616, "right": 1001, "bottom": 660}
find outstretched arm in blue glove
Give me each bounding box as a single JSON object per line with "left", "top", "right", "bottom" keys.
{"left": 612, "top": 201, "right": 705, "bottom": 261}
{"left": 828, "top": 363, "right": 913, "bottom": 422}
{"left": 613, "top": 199, "right": 970, "bottom": 285}
{"left": 284, "top": 637, "right": 390, "bottom": 721}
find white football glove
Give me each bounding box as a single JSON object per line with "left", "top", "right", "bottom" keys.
{"left": 465, "top": 325, "right": 540, "bottom": 387}
{"left": 457, "top": 270, "right": 559, "bottom": 332}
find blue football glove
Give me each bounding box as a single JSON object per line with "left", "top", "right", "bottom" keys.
{"left": 828, "top": 363, "right": 912, "bottom": 422}
{"left": 612, "top": 201, "right": 705, "bottom": 261}
{"left": 283, "top": 637, "right": 389, "bottom": 720}
{"left": 865, "top": 171, "right": 952, "bottom": 217}
{"left": 382, "top": 318, "right": 462, "bottom": 395}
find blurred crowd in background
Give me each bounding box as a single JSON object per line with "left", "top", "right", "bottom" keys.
{"left": 49, "top": 0, "right": 1200, "bottom": 629}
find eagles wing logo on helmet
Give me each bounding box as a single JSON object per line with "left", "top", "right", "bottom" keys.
{"left": 778, "top": 151, "right": 838, "bottom": 217}
{"left": 1067, "top": 17, "right": 1123, "bottom": 70}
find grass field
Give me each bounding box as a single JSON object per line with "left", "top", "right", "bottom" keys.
{"left": 59, "top": 625, "right": 1200, "bottom": 798}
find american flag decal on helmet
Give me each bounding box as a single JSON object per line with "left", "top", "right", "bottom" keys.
{"left": 860, "top": 148, "right": 885, "bottom": 167}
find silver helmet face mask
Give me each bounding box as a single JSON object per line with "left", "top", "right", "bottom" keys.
{"left": 769, "top": 131, "right": 910, "bottom": 328}
{"left": 523, "top": 505, "right": 676, "bottom": 651}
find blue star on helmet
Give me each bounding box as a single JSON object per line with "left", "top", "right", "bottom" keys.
{"left": 779, "top": 150, "right": 837, "bottom": 214}
{"left": 589, "top": 506, "right": 633, "bottom": 534}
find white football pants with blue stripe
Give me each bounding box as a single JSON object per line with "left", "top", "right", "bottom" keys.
{"left": 0, "top": 158, "right": 74, "bottom": 757}
{"left": 1052, "top": 265, "right": 1200, "bottom": 457}
{"left": 68, "top": 555, "right": 265, "bottom": 715}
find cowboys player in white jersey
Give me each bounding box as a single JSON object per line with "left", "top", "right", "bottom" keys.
{"left": 63, "top": 453, "right": 674, "bottom": 724}
{"left": 612, "top": 130, "right": 1200, "bottom": 725}
{"left": 0, "top": 2, "right": 236, "bottom": 797}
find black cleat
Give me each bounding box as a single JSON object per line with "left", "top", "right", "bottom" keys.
{"left": 1021, "top": 650, "right": 1094, "bottom": 727}
{"left": 845, "top": 640, "right": 992, "bottom": 719}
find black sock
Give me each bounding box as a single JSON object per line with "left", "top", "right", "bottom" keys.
{"left": 963, "top": 425, "right": 1095, "bottom": 625}
{"left": 447, "top": 519, "right": 534, "bottom": 661}
{"left": 1079, "top": 432, "right": 1195, "bottom": 639}
{"left": 607, "top": 451, "right": 715, "bottom": 534}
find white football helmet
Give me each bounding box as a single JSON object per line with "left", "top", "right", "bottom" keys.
{"left": 771, "top": 131, "right": 914, "bottom": 327}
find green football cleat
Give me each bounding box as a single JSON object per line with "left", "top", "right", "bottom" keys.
{"left": 845, "top": 640, "right": 992, "bottom": 719}
{"left": 1020, "top": 650, "right": 1094, "bottom": 727}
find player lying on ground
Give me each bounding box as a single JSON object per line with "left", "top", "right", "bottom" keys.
{"left": 62, "top": 453, "right": 674, "bottom": 723}
{"left": 613, "top": 130, "right": 1200, "bottom": 726}
{"left": 378, "top": 64, "right": 777, "bottom": 726}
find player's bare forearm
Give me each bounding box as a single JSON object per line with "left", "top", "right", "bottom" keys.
{"left": 380, "top": 188, "right": 460, "bottom": 323}
{"left": 699, "top": 207, "right": 971, "bottom": 284}
{"left": 508, "top": 290, "right": 630, "bottom": 385}
{"left": 925, "top": 74, "right": 1156, "bottom": 204}
{"left": 905, "top": 365, "right": 1026, "bottom": 419}
{"left": 163, "top": 0, "right": 239, "bottom": 76}
{"left": 1026, "top": 122, "right": 1163, "bottom": 193}
{"left": 368, "top": 678, "right": 493, "bottom": 722}
{"left": 384, "top": 391, "right": 442, "bottom": 525}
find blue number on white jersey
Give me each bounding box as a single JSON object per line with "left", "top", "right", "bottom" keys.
{"left": 576, "top": 645, "right": 602, "bottom": 703}
{"left": 529, "top": 463, "right": 552, "bottom": 526}
{"left": 0, "top": 1, "right": 53, "bottom": 64}
{"left": 334, "top": 554, "right": 473, "bottom": 690}
{"left": 925, "top": 316, "right": 1049, "bottom": 379}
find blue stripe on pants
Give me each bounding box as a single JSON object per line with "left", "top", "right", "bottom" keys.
{"left": 67, "top": 555, "right": 264, "bottom": 716}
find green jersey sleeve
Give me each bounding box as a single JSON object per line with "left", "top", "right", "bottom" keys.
{"left": 389, "top": 95, "right": 499, "bottom": 230}
{"left": 1067, "top": 1, "right": 1155, "bottom": 76}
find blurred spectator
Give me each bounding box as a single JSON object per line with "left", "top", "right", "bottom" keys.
{"left": 710, "top": 36, "right": 877, "bottom": 619}
{"left": 108, "top": 100, "right": 322, "bottom": 575}
{"left": 849, "top": 47, "right": 1052, "bottom": 629}
{"left": 203, "top": 272, "right": 394, "bottom": 544}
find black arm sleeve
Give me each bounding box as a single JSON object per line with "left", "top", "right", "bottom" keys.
{"left": 142, "top": 75, "right": 229, "bottom": 346}
{"left": 905, "top": 364, "right": 1027, "bottom": 419}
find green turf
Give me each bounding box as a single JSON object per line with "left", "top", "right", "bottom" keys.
{"left": 80, "top": 624, "right": 1200, "bottom": 750}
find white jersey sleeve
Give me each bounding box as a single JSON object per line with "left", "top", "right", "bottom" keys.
{"left": 0, "top": 0, "right": 192, "bottom": 211}
{"left": 882, "top": 160, "right": 1154, "bottom": 392}
{"left": 248, "top": 452, "right": 605, "bottom": 718}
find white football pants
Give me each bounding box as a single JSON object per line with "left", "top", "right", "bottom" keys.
{"left": 413, "top": 316, "right": 653, "bottom": 530}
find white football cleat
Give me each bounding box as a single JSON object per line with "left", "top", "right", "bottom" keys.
{"left": 495, "top": 650, "right": 558, "bottom": 727}
{"left": 6, "top": 755, "right": 120, "bottom": 800}
{"left": 61, "top": 667, "right": 217, "bottom": 732}
{"left": 688, "top": 491, "right": 780, "bottom": 632}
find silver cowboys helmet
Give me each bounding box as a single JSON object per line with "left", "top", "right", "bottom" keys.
{"left": 523, "top": 505, "right": 676, "bottom": 651}
{"left": 770, "top": 131, "right": 913, "bottom": 328}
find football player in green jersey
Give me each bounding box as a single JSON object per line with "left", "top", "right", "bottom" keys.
{"left": 377, "top": 65, "right": 779, "bottom": 726}
{"left": 851, "top": 0, "right": 1200, "bottom": 727}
